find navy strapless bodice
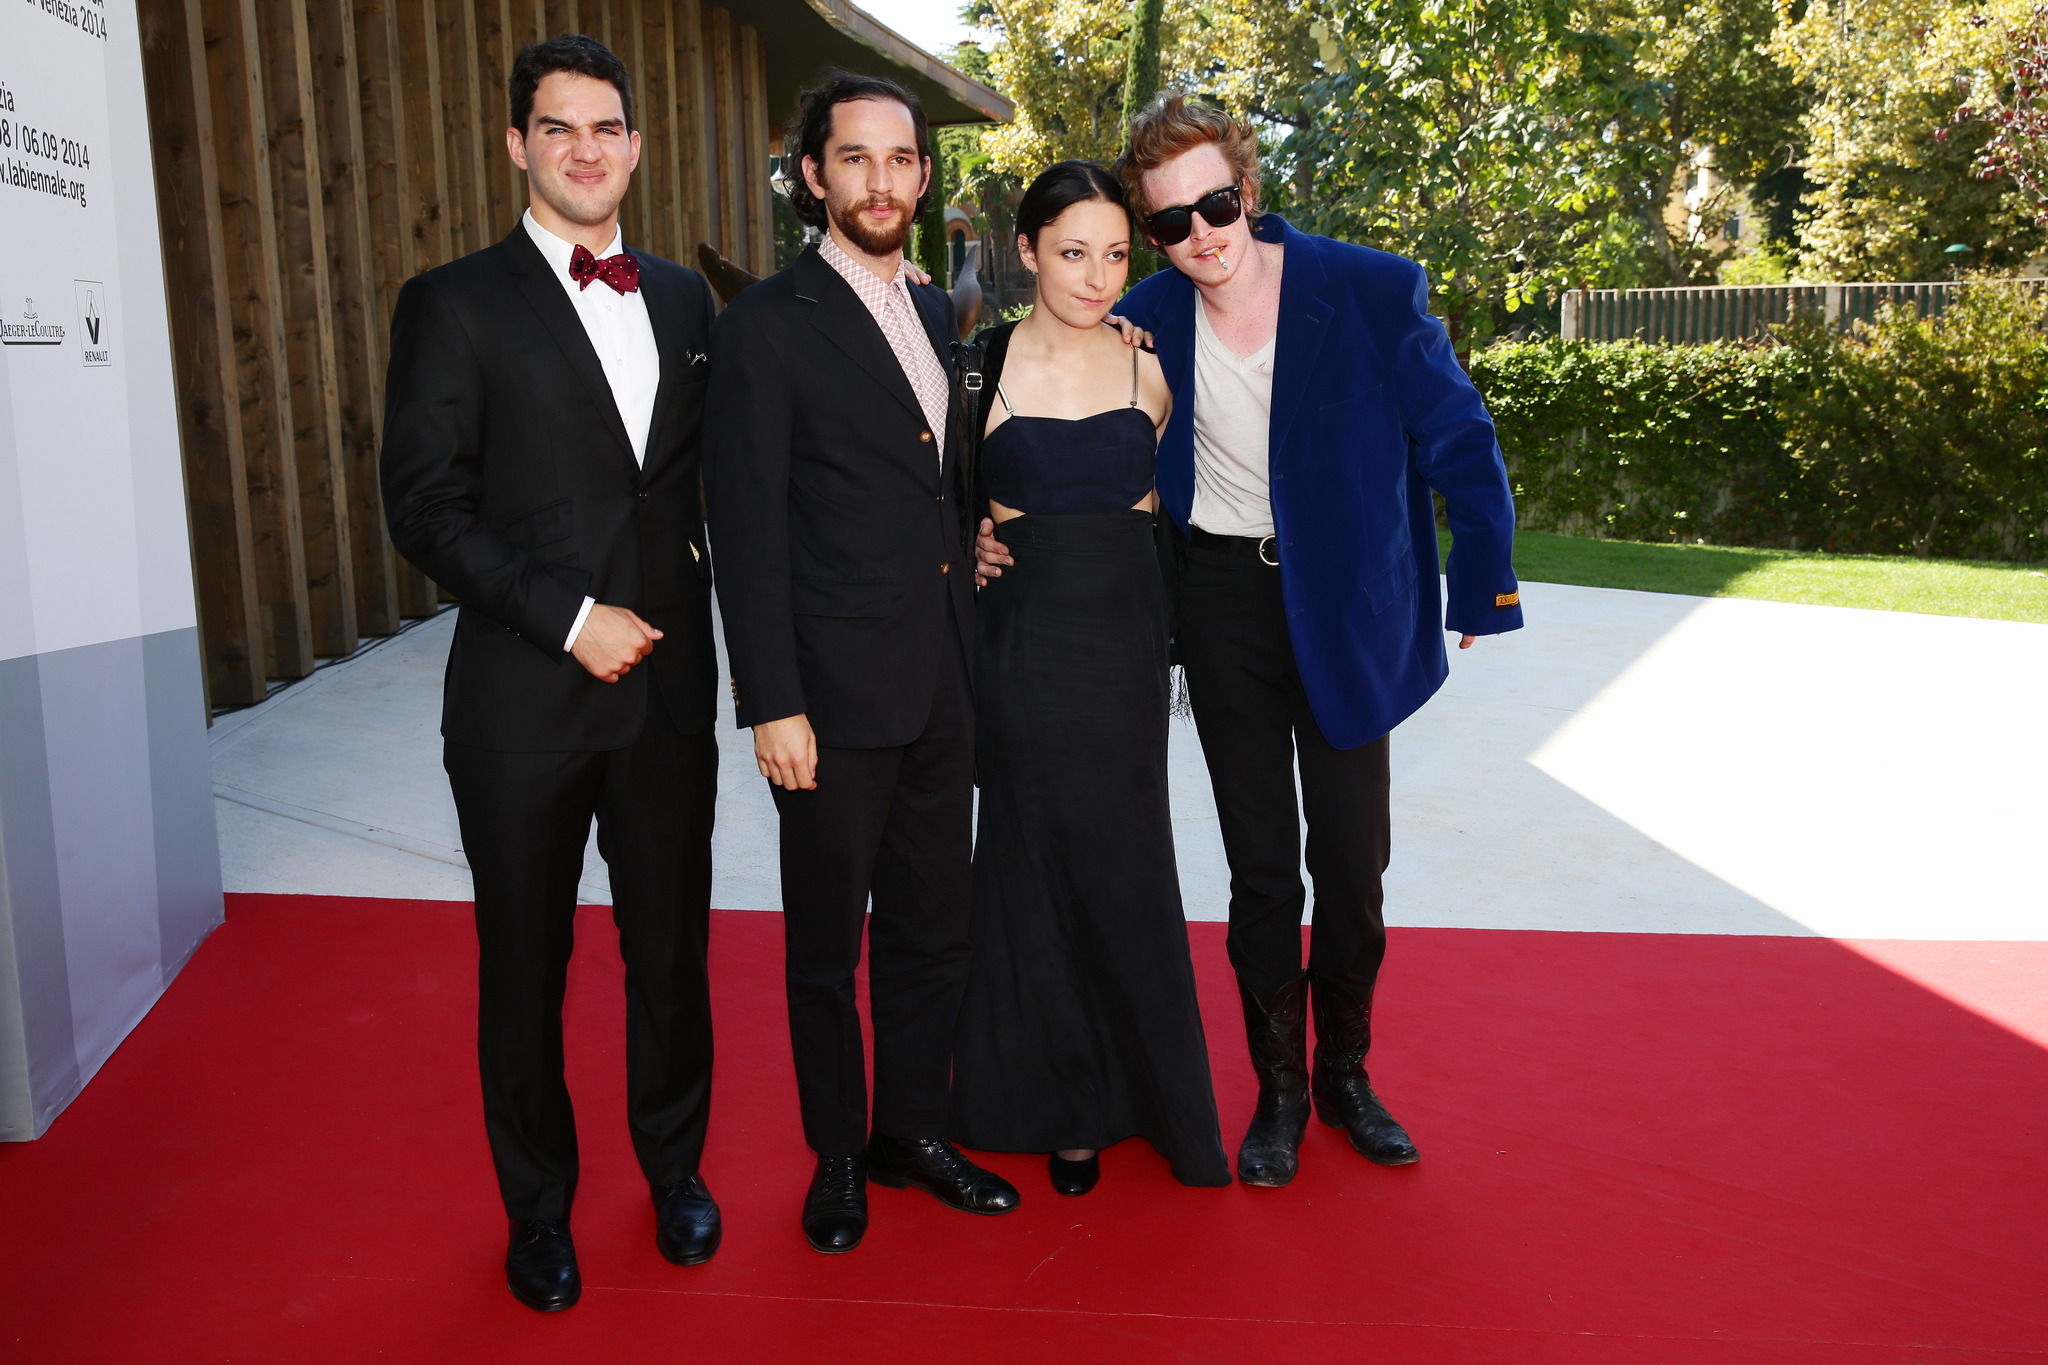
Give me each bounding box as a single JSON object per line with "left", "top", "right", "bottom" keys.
{"left": 982, "top": 408, "right": 1156, "bottom": 516}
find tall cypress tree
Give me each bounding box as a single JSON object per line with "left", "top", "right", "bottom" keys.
{"left": 1121, "top": 0, "right": 1164, "bottom": 135}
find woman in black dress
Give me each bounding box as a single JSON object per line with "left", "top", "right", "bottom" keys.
{"left": 949, "top": 163, "right": 1231, "bottom": 1193}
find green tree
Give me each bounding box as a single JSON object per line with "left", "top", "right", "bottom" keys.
{"left": 1281, "top": 0, "right": 1667, "bottom": 351}
{"left": 1621, "top": 0, "right": 1809, "bottom": 282}
{"left": 1774, "top": 0, "right": 2047, "bottom": 279}
{"left": 971, "top": 0, "right": 1316, "bottom": 176}
{"left": 1122, "top": 0, "right": 1164, "bottom": 134}
{"left": 1948, "top": 4, "right": 2048, "bottom": 229}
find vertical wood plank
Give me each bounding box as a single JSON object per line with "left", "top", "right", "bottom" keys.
{"left": 737, "top": 23, "right": 769, "bottom": 275}
{"left": 309, "top": 0, "right": 401, "bottom": 637}
{"left": 546, "top": 0, "right": 576, "bottom": 35}
{"left": 617, "top": 0, "right": 651, "bottom": 252}
{"left": 705, "top": 5, "right": 734, "bottom": 256}
{"left": 258, "top": 0, "right": 358, "bottom": 656}
{"left": 397, "top": 0, "right": 454, "bottom": 273}
{"left": 478, "top": 0, "right": 518, "bottom": 241}
{"left": 672, "top": 0, "right": 708, "bottom": 259}
{"left": 356, "top": 0, "right": 438, "bottom": 616}
{"left": 136, "top": 0, "right": 267, "bottom": 706}
{"left": 357, "top": 0, "right": 418, "bottom": 312}
{"left": 638, "top": 0, "right": 677, "bottom": 261}
{"left": 439, "top": 0, "right": 489, "bottom": 260}
{"left": 202, "top": 0, "right": 316, "bottom": 677}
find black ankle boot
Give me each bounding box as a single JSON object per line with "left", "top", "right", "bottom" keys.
{"left": 1309, "top": 974, "right": 1419, "bottom": 1166}
{"left": 1236, "top": 972, "right": 1311, "bottom": 1187}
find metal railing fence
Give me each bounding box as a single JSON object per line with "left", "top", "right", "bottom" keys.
{"left": 1558, "top": 280, "right": 2043, "bottom": 344}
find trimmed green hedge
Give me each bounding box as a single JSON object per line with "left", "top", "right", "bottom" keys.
{"left": 1469, "top": 284, "right": 2048, "bottom": 561}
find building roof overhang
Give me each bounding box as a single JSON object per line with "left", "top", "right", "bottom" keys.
{"left": 724, "top": 0, "right": 1012, "bottom": 128}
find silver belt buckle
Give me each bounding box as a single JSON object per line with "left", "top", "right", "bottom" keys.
{"left": 1257, "top": 534, "right": 1279, "bottom": 567}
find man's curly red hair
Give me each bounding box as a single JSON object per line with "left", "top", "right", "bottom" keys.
{"left": 1115, "top": 91, "right": 1264, "bottom": 221}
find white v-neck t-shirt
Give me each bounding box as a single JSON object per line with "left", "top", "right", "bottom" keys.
{"left": 1188, "top": 297, "right": 1278, "bottom": 539}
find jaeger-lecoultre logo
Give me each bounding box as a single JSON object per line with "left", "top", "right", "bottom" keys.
{"left": 1, "top": 298, "right": 66, "bottom": 346}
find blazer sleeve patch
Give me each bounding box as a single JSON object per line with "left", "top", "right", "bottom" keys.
{"left": 1496, "top": 591, "right": 1520, "bottom": 608}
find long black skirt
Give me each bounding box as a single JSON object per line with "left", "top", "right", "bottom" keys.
{"left": 949, "top": 511, "right": 1230, "bottom": 1186}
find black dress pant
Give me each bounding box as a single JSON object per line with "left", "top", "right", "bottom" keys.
{"left": 771, "top": 614, "right": 974, "bottom": 1158}
{"left": 444, "top": 691, "right": 717, "bottom": 1220}
{"left": 1179, "top": 532, "right": 1393, "bottom": 1012}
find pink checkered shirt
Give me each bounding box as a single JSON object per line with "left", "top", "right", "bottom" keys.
{"left": 817, "top": 233, "right": 949, "bottom": 460}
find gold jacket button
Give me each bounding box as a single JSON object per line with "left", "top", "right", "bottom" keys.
{"left": 940, "top": 562, "right": 951, "bottom": 574}
{"left": 918, "top": 430, "right": 933, "bottom": 443}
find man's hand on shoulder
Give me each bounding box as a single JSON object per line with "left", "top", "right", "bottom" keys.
{"left": 754, "top": 714, "right": 818, "bottom": 791}
{"left": 572, "top": 604, "right": 662, "bottom": 682}
{"left": 1103, "top": 314, "right": 1155, "bottom": 349}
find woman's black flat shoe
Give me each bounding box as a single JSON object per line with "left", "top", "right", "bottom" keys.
{"left": 1048, "top": 1153, "right": 1100, "bottom": 1196}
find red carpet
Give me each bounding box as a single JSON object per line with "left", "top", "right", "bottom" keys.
{"left": 2, "top": 895, "right": 2043, "bottom": 1363}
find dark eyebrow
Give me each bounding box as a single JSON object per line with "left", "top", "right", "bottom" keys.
{"left": 834, "top": 141, "right": 917, "bottom": 157}
{"left": 535, "top": 114, "right": 625, "bottom": 131}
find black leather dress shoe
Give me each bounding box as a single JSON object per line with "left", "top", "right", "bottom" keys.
{"left": 653, "top": 1175, "right": 722, "bottom": 1266}
{"left": 1311, "top": 974, "right": 1421, "bottom": 1166}
{"left": 1048, "top": 1152, "right": 1099, "bottom": 1197}
{"left": 802, "top": 1154, "right": 869, "bottom": 1254}
{"left": 505, "top": 1219, "right": 580, "bottom": 1312}
{"left": 867, "top": 1133, "right": 1021, "bottom": 1214}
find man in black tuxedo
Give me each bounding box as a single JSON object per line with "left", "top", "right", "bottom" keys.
{"left": 381, "top": 35, "right": 722, "bottom": 1311}
{"left": 704, "top": 72, "right": 1021, "bottom": 1254}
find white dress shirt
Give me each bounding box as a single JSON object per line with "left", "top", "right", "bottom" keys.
{"left": 521, "top": 210, "right": 662, "bottom": 650}
{"left": 1189, "top": 296, "right": 1278, "bottom": 539}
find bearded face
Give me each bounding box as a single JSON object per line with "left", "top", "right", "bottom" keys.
{"left": 827, "top": 184, "right": 918, "bottom": 257}
{"left": 800, "top": 96, "right": 928, "bottom": 260}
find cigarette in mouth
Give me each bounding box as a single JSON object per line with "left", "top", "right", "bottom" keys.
{"left": 1197, "top": 246, "right": 1229, "bottom": 270}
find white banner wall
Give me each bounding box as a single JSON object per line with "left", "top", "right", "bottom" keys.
{"left": 0, "top": 0, "right": 222, "bottom": 1140}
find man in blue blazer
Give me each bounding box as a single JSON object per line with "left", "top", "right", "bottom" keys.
{"left": 980, "top": 94, "right": 1523, "bottom": 1188}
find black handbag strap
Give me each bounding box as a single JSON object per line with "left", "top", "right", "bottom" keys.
{"left": 948, "top": 337, "right": 985, "bottom": 566}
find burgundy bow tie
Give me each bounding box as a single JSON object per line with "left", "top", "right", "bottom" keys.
{"left": 569, "top": 243, "right": 640, "bottom": 294}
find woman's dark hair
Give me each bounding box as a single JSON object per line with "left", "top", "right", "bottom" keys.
{"left": 1015, "top": 161, "right": 1129, "bottom": 246}
{"left": 510, "top": 35, "right": 635, "bottom": 134}
{"left": 786, "top": 71, "right": 932, "bottom": 229}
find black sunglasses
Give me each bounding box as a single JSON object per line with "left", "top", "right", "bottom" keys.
{"left": 1143, "top": 184, "right": 1243, "bottom": 246}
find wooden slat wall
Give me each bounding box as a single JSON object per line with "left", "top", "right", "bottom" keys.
{"left": 673, "top": 0, "right": 710, "bottom": 257}
{"left": 137, "top": 0, "right": 266, "bottom": 706}
{"left": 310, "top": 0, "right": 402, "bottom": 637}
{"left": 737, "top": 24, "right": 769, "bottom": 275}
{"left": 258, "top": 0, "right": 358, "bottom": 656}
{"left": 206, "top": 0, "right": 317, "bottom": 681}
{"left": 135, "top": 0, "right": 780, "bottom": 710}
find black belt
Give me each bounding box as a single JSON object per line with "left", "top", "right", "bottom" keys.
{"left": 1189, "top": 526, "right": 1280, "bottom": 566}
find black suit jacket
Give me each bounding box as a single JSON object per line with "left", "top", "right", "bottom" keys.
{"left": 381, "top": 224, "right": 720, "bottom": 751}
{"left": 703, "top": 244, "right": 971, "bottom": 750}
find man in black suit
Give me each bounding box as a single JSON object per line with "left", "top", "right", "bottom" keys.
{"left": 704, "top": 72, "right": 1021, "bottom": 1255}
{"left": 381, "top": 35, "right": 722, "bottom": 1312}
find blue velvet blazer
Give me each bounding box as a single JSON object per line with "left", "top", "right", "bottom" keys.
{"left": 1117, "top": 214, "right": 1524, "bottom": 750}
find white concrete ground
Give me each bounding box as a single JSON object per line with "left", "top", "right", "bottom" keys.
{"left": 213, "top": 583, "right": 2047, "bottom": 941}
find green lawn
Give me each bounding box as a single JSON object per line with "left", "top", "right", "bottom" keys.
{"left": 1437, "top": 527, "right": 2048, "bottom": 624}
